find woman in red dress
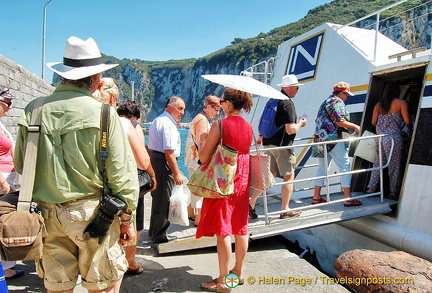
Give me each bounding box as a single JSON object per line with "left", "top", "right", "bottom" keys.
{"left": 197, "top": 88, "right": 253, "bottom": 292}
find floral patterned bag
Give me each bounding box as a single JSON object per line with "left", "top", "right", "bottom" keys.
{"left": 187, "top": 120, "right": 238, "bottom": 199}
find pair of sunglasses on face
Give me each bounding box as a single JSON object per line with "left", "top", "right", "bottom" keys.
{"left": 0, "top": 98, "right": 12, "bottom": 107}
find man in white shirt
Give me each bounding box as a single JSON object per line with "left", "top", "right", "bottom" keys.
{"left": 148, "top": 96, "right": 185, "bottom": 243}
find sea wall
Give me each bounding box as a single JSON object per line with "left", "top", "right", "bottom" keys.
{"left": 0, "top": 54, "right": 54, "bottom": 139}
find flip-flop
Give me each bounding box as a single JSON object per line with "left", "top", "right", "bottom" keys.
{"left": 311, "top": 198, "right": 327, "bottom": 204}
{"left": 200, "top": 278, "right": 231, "bottom": 292}
{"left": 5, "top": 270, "right": 24, "bottom": 279}
{"left": 280, "top": 210, "right": 302, "bottom": 219}
{"left": 126, "top": 266, "right": 144, "bottom": 275}
{"left": 344, "top": 199, "right": 362, "bottom": 207}
{"left": 229, "top": 270, "right": 244, "bottom": 285}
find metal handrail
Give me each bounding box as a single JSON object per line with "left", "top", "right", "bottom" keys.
{"left": 251, "top": 133, "right": 394, "bottom": 225}
{"left": 336, "top": 0, "right": 409, "bottom": 62}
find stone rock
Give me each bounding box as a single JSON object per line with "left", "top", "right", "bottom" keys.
{"left": 334, "top": 249, "right": 432, "bottom": 293}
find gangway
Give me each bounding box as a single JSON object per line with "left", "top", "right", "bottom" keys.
{"left": 157, "top": 134, "right": 396, "bottom": 254}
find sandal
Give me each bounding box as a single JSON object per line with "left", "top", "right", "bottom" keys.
{"left": 126, "top": 266, "right": 144, "bottom": 275}
{"left": 249, "top": 204, "right": 258, "bottom": 219}
{"left": 344, "top": 199, "right": 362, "bottom": 207}
{"left": 229, "top": 270, "right": 244, "bottom": 285}
{"left": 200, "top": 278, "right": 231, "bottom": 292}
{"left": 5, "top": 269, "right": 24, "bottom": 279}
{"left": 311, "top": 198, "right": 327, "bottom": 204}
{"left": 366, "top": 189, "right": 375, "bottom": 194}
{"left": 280, "top": 210, "right": 302, "bottom": 219}
{"left": 388, "top": 193, "right": 399, "bottom": 200}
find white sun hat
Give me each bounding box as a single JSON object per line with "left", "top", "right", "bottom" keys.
{"left": 277, "top": 74, "right": 304, "bottom": 87}
{"left": 47, "top": 36, "right": 118, "bottom": 80}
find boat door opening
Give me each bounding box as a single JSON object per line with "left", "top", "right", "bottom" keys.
{"left": 351, "top": 63, "right": 426, "bottom": 212}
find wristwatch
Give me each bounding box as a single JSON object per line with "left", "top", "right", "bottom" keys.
{"left": 120, "top": 215, "right": 134, "bottom": 226}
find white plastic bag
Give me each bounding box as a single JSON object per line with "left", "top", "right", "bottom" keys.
{"left": 168, "top": 185, "right": 189, "bottom": 226}
{"left": 354, "top": 130, "right": 376, "bottom": 163}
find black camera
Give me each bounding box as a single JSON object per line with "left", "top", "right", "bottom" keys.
{"left": 99, "top": 195, "right": 127, "bottom": 217}
{"left": 85, "top": 194, "right": 127, "bottom": 242}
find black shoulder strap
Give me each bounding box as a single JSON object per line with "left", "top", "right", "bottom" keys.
{"left": 100, "top": 104, "right": 110, "bottom": 191}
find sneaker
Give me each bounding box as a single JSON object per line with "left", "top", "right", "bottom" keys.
{"left": 249, "top": 204, "right": 258, "bottom": 219}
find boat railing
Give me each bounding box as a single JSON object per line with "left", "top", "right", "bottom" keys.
{"left": 250, "top": 133, "right": 394, "bottom": 225}
{"left": 240, "top": 57, "right": 276, "bottom": 85}
{"left": 335, "top": 0, "right": 430, "bottom": 62}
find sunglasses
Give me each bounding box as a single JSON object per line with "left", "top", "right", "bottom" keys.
{"left": 220, "top": 99, "right": 229, "bottom": 104}
{"left": 0, "top": 98, "right": 12, "bottom": 108}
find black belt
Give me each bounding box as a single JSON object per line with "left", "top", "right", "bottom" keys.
{"left": 149, "top": 149, "right": 165, "bottom": 155}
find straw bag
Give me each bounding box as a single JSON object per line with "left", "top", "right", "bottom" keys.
{"left": 187, "top": 120, "right": 238, "bottom": 199}
{"left": 0, "top": 98, "right": 46, "bottom": 261}
{"left": 250, "top": 137, "right": 275, "bottom": 191}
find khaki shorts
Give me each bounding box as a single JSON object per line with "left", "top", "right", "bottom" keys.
{"left": 36, "top": 197, "right": 127, "bottom": 291}
{"left": 265, "top": 145, "right": 296, "bottom": 176}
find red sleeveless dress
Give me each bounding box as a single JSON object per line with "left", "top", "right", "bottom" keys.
{"left": 196, "top": 116, "right": 253, "bottom": 237}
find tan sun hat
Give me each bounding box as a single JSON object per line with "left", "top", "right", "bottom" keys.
{"left": 47, "top": 36, "right": 118, "bottom": 80}
{"left": 333, "top": 81, "right": 354, "bottom": 96}
{"left": 277, "top": 74, "right": 303, "bottom": 87}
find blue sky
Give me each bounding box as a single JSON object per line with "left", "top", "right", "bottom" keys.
{"left": 1, "top": 0, "right": 331, "bottom": 82}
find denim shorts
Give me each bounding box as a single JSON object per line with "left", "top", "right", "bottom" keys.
{"left": 35, "top": 197, "right": 127, "bottom": 291}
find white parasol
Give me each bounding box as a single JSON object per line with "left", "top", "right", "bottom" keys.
{"left": 202, "top": 74, "right": 288, "bottom": 100}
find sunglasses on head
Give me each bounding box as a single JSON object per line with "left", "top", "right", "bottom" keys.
{"left": 0, "top": 87, "right": 9, "bottom": 96}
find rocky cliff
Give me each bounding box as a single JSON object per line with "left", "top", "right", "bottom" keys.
{"left": 82, "top": 0, "right": 432, "bottom": 122}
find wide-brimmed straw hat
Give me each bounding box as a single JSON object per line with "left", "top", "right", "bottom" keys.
{"left": 333, "top": 81, "right": 354, "bottom": 96}
{"left": 47, "top": 36, "right": 118, "bottom": 80}
{"left": 277, "top": 74, "right": 303, "bottom": 87}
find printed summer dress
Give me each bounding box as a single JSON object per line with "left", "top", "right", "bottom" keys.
{"left": 367, "top": 112, "right": 404, "bottom": 193}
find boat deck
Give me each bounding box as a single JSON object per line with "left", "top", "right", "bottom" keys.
{"left": 157, "top": 191, "right": 396, "bottom": 254}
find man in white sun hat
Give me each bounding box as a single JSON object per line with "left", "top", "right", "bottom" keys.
{"left": 14, "top": 36, "right": 139, "bottom": 293}
{"left": 250, "top": 74, "right": 307, "bottom": 220}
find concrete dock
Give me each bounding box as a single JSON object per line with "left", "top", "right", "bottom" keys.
{"left": 6, "top": 193, "right": 350, "bottom": 293}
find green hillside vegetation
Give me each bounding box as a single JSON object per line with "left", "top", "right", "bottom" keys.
{"left": 98, "top": 0, "right": 428, "bottom": 118}
{"left": 199, "top": 0, "right": 425, "bottom": 68}
{"left": 103, "top": 0, "right": 425, "bottom": 74}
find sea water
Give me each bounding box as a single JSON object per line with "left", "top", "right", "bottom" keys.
{"left": 178, "top": 128, "right": 188, "bottom": 176}
{"left": 144, "top": 127, "right": 189, "bottom": 177}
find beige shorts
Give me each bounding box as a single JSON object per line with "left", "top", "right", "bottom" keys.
{"left": 265, "top": 145, "right": 296, "bottom": 176}
{"left": 36, "top": 197, "right": 127, "bottom": 291}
